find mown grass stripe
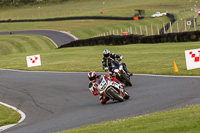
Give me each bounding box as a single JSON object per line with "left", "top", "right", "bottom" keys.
{"left": 0, "top": 35, "right": 55, "bottom": 55}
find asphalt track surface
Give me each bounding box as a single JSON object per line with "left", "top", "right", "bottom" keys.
{"left": 0, "top": 69, "right": 200, "bottom": 133}
{"left": 0, "top": 30, "right": 77, "bottom": 48}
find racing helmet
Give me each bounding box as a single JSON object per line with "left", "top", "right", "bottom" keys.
{"left": 88, "top": 71, "right": 97, "bottom": 81}
{"left": 103, "top": 49, "right": 110, "bottom": 57}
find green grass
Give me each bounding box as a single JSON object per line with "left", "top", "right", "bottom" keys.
{"left": 0, "top": 35, "right": 56, "bottom": 55}
{"left": 0, "top": 17, "right": 173, "bottom": 39}
{"left": 0, "top": 0, "right": 197, "bottom": 39}
{"left": 0, "top": 0, "right": 196, "bottom": 20}
{"left": 0, "top": 105, "right": 21, "bottom": 127}
{"left": 57, "top": 105, "right": 200, "bottom": 133}
{"left": 1, "top": 37, "right": 200, "bottom": 76}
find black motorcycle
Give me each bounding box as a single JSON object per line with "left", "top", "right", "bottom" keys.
{"left": 110, "top": 60, "right": 132, "bottom": 86}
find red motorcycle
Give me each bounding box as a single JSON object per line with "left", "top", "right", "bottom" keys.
{"left": 95, "top": 75, "right": 130, "bottom": 103}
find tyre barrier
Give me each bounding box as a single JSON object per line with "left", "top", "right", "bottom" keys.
{"left": 159, "top": 13, "right": 176, "bottom": 35}
{"left": 59, "top": 30, "right": 200, "bottom": 48}
{"left": 0, "top": 16, "right": 144, "bottom": 23}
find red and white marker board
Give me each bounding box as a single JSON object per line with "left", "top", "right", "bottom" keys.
{"left": 26, "top": 55, "right": 41, "bottom": 67}
{"left": 185, "top": 48, "right": 200, "bottom": 70}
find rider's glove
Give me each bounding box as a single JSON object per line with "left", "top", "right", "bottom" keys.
{"left": 107, "top": 75, "right": 111, "bottom": 80}
{"left": 120, "top": 83, "right": 125, "bottom": 87}
{"left": 104, "top": 67, "right": 108, "bottom": 71}
{"left": 118, "top": 56, "right": 123, "bottom": 61}
{"left": 120, "top": 56, "right": 123, "bottom": 60}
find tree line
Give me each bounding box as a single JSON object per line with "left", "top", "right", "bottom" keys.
{"left": 0, "top": 0, "right": 72, "bottom": 7}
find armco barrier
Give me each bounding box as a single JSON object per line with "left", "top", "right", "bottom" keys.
{"left": 59, "top": 31, "right": 200, "bottom": 48}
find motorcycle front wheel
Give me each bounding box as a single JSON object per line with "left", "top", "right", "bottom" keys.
{"left": 121, "top": 73, "right": 132, "bottom": 86}
{"left": 123, "top": 91, "right": 130, "bottom": 100}
{"left": 106, "top": 88, "right": 125, "bottom": 102}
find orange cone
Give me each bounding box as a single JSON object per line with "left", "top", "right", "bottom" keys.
{"left": 173, "top": 61, "right": 178, "bottom": 72}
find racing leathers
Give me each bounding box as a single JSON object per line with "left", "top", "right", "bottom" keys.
{"left": 88, "top": 75, "right": 124, "bottom": 104}
{"left": 102, "top": 53, "right": 132, "bottom": 76}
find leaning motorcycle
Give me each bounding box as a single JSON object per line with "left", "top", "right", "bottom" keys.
{"left": 110, "top": 60, "right": 132, "bottom": 86}
{"left": 96, "top": 75, "right": 129, "bottom": 104}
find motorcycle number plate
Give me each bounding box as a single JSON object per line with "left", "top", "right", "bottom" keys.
{"left": 101, "top": 83, "right": 107, "bottom": 90}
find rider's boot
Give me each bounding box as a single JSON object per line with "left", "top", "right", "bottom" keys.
{"left": 128, "top": 72, "right": 133, "bottom": 76}
{"left": 124, "top": 67, "right": 133, "bottom": 76}
{"left": 99, "top": 96, "right": 109, "bottom": 104}
{"left": 122, "top": 63, "right": 132, "bottom": 76}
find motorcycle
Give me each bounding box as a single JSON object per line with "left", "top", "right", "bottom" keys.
{"left": 96, "top": 75, "right": 129, "bottom": 104}
{"left": 110, "top": 60, "right": 132, "bottom": 86}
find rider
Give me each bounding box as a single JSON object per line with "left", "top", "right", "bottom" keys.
{"left": 88, "top": 71, "right": 124, "bottom": 104}
{"left": 102, "top": 49, "right": 132, "bottom": 76}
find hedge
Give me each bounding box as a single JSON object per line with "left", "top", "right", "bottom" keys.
{"left": 59, "top": 31, "right": 200, "bottom": 48}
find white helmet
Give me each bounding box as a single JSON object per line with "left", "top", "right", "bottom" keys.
{"left": 103, "top": 49, "right": 110, "bottom": 57}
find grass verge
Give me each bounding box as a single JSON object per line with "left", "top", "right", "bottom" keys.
{"left": 57, "top": 105, "right": 200, "bottom": 133}
{"left": 0, "top": 36, "right": 200, "bottom": 76}
{"left": 0, "top": 34, "right": 56, "bottom": 55}
{"left": 0, "top": 105, "right": 21, "bottom": 127}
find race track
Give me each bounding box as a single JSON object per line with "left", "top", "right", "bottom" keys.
{"left": 0, "top": 30, "right": 77, "bottom": 48}
{"left": 0, "top": 69, "right": 200, "bottom": 133}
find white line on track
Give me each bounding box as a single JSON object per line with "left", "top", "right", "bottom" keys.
{"left": 133, "top": 73, "right": 200, "bottom": 78}
{"left": 0, "top": 102, "right": 26, "bottom": 132}
{"left": 0, "top": 68, "right": 87, "bottom": 74}
{"left": 0, "top": 68, "right": 200, "bottom": 78}
{"left": 60, "top": 31, "right": 78, "bottom": 40}
{"left": 43, "top": 36, "right": 58, "bottom": 48}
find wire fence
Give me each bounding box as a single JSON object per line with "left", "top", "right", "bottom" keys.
{"left": 94, "top": 18, "right": 198, "bottom": 37}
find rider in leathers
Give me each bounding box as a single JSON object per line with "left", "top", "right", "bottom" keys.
{"left": 102, "top": 49, "right": 132, "bottom": 76}
{"left": 88, "top": 71, "right": 124, "bottom": 104}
